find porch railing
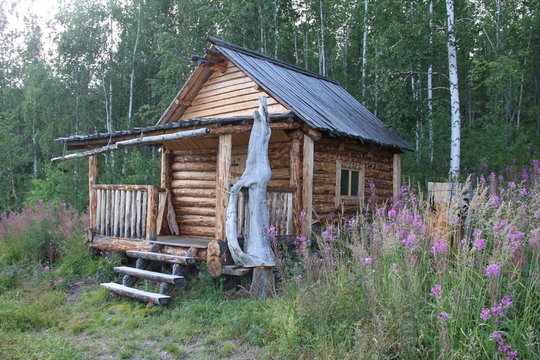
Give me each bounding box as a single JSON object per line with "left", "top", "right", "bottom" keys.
{"left": 93, "top": 184, "right": 163, "bottom": 240}
{"left": 237, "top": 191, "right": 293, "bottom": 237}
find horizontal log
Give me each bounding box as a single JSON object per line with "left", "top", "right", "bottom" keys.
{"left": 93, "top": 184, "right": 165, "bottom": 192}
{"left": 171, "top": 162, "right": 215, "bottom": 171}
{"left": 174, "top": 206, "right": 216, "bottom": 216}
{"left": 101, "top": 282, "right": 171, "bottom": 305}
{"left": 176, "top": 215, "right": 216, "bottom": 227}
{"left": 126, "top": 250, "right": 196, "bottom": 265}
{"left": 271, "top": 168, "right": 289, "bottom": 180}
{"left": 172, "top": 197, "right": 215, "bottom": 207}
{"left": 171, "top": 171, "right": 216, "bottom": 181}
{"left": 178, "top": 225, "right": 215, "bottom": 237}
{"left": 171, "top": 188, "right": 216, "bottom": 198}
{"left": 113, "top": 266, "right": 185, "bottom": 285}
{"left": 172, "top": 148, "right": 217, "bottom": 156}
{"left": 171, "top": 179, "right": 216, "bottom": 189}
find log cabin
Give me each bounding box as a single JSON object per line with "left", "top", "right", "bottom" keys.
{"left": 53, "top": 38, "right": 411, "bottom": 304}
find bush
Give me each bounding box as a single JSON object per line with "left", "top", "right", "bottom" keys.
{"left": 268, "top": 160, "right": 540, "bottom": 359}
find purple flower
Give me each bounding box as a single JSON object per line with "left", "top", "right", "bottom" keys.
{"left": 402, "top": 234, "right": 418, "bottom": 249}
{"left": 501, "top": 295, "right": 513, "bottom": 308}
{"left": 390, "top": 263, "right": 398, "bottom": 272}
{"left": 43, "top": 266, "right": 50, "bottom": 271}
{"left": 491, "top": 196, "right": 500, "bottom": 207}
{"left": 347, "top": 218, "right": 357, "bottom": 228}
{"left": 300, "top": 210, "right": 306, "bottom": 218}
{"left": 388, "top": 209, "right": 397, "bottom": 218}
{"left": 430, "top": 283, "right": 442, "bottom": 297}
{"left": 430, "top": 239, "right": 448, "bottom": 255}
{"left": 321, "top": 229, "right": 337, "bottom": 242}
{"left": 473, "top": 238, "right": 486, "bottom": 251}
{"left": 534, "top": 210, "right": 540, "bottom": 219}
{"left": 296, "top": 275, "right": 302, "bottom": 281}
{"left": 267, "top": 226, "right": 277, "bottom": 237}
{"left": 485, "top": 263, "right": 500, "bottom": 279}
{"left": 364, "top": 257, "right": 373, "bottom": 265}
{"left": 521, "top": 188, "right": 529, "bottom": 196}
{"left": 436, "top": 312, "right": 449, "bottom": 323}
{"left": 493, "top": 220, "right": 508, "bottom": 231}
{"left": 369, "top": 183, "right": 376, "bottom": 191}
{"left": 480, "top": 308, "right": 492, "bottom": 320}
{"left": 480, "top": 176, "right": 487, "bottom": 186}
{"left": 508, "top": 181, "right": 516, "bottom": 188}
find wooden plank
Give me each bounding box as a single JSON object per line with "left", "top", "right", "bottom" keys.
{"left": 335, "top": 159, "right": 342, "bottom": 208}
{"left": 124, "top": 190, "right": 131, "bottom": 238}
{"left": 130, "top": 191, "right": 136, "bottom": 238}
{"left": 99, "top": 190, "right": 106, "bottom": 235}
{"left": 156, "top": 191, "right": 168, "bottom": 236}
{"left": 88, "top": 155, "right": 99, "bottom": 229}
{"left": 113, "top": 266, "right": 185, "bottom": 285}
{"left": 302, "top": 134, "right": 314, "bottom": 236}
{"left": 181, "top": 99, "right": 287, "bottom": 119}
{"left": 289, "top": 136, "right": 301, "bottom": 234}
{"left": 113, "top": 190, "right": 120, "bottom": 237}
{"left": 196, "top": 79, "right": 257, "bottom": 99}
{"left": 94, "top": 184, "right": 150, "bottom": 191}
{"left": 191, "top": 87, "right": 261, "bottom": 107}
{"left": 101, "top": 282, "right": 171, "bottom": 305}
{"left": 105, "top": 190, "right": 111, "bottom": 236}
{"left": 126, "top": 250, "right": 196, "bottom": 265}
{"left": 393, "top": 153, "right": 401, "bottom": 202}
{"left": 146, "top": 186, "right": 158, "bottom": 241}
{"left": 215, "top": 134, "right": 232, "bottom": 240}
{"left": 166, "top": 192, "right": 180, "bottom": 235}
{"left": 135, "top": 190, "right": 142, "bottom": 239}
{"left": 119, "top": 190, "right": 125, "bottom": 238}
{"left": 141, "top": 191, "right": 147, "bottom": 238}
{"left": 160, "top": 148, "right": 171, "bottom": 188}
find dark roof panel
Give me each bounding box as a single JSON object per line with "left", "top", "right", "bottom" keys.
{"left": 210, "top": 38, "right": 412, "bottom": 151}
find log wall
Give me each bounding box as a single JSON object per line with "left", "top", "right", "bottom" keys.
{"left": 170, "top": 149, "right": 217, "bottom": 237}
{"left": 179, "top": 63, "right": 290, "bottom": 120}
{"left": 313, "top": 138, "right": 395, "bottom": 217}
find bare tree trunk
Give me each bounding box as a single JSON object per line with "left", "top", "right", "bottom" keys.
{"left": 128, "top": 0, "right": 141, "bottom": 126}
{"left": 273, "top": 0, "right": 279, "bottom": 58}
{"left": 446, "top": 0, "right": 461, "bottom": 180}
{"left": 108, "top": 0, "right": 114, "bottom": 131}
{"left": 303, "top": 26, "right": 308, "bottom": 69}
{"left": 427, "top": 0, "right": 434, "bottom": 163}
{"left": 361, "top": 0, "right": 369, "bottom": 98}
{"left": 318, "top": 0, "right": 326, "bottom": 76}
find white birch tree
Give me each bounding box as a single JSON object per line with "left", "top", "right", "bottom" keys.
{"left": 446, "top": 0, "right": 461, "bottom": 179}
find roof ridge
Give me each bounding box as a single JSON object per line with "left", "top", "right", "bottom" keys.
{"left": 207, "top": 37, "right": 340, "bottom": 85}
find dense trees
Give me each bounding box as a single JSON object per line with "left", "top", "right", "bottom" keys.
{"left": 0, "top": 0, "right": 538, "bottom": 211}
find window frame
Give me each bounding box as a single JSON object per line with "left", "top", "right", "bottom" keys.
{"left": 335, "top": 160, "right": 365, "bottom": 207}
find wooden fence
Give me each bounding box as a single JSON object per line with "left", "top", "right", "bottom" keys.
{"left": 93, "top": 185, "right": 162, "bottom": 240}
{"left": 237, "top": 191, "right": 293, "bottom": 236}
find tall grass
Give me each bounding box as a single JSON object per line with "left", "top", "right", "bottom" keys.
{"left": 269, "top": 161, "right": 540, "bottom": 359}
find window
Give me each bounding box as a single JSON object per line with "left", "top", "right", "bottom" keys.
{"left": 336, "top": 160, "right": 365, "bottom": 207}
{"left": 340, "top": 169, "right": 361, "bottom": 196}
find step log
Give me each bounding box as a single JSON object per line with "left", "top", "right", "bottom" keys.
{"left": 101, "top": 282, "right": 171, "bottom": 305}
{"left": 126, "top": 250, "right": 196, "bottom": 265}
{"left": 114, "top": 266, "right": 185, "bottom": 285}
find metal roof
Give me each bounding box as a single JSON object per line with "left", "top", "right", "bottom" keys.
{"left": 209, "top": 37, "right": 412, "bottom": 151}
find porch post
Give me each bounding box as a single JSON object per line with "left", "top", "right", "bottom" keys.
{"left": 302, "top": 134, "right": 314, "bottom": 237}
{"left": 393, "top": 153, "right": 401, "bottom": 201}
{"left": 88, "top": 155, "right": 99, "bottom": 229}
{"left": 216, "top": 134, "right": 232, "bottom": 240}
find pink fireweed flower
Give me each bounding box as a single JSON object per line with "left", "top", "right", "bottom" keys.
{"left": 491, "top": 196, "right": 500, "bottom": 207}
{"left": 390, "top": 263, "right": 398, "bottom": 272}
{"left": 473, "top": 238, "right": 486, "bottom": 251}
{"left": 300, "top": 210, "right": 306, "bottom": 218}
{"left": 266, "top": 226, "right": 277, "bottom": 237}
{"left": 435, "top": 312, "right": 449, "bottom": 323}
{"left": 501, "top": 295, "right": 513, "bottom": 308}
{"left": 490, "top": 332, "right": 519, "bottom": 360}
{"left": 520, "top": 188, "right": 528, "bottom": 196}
{"left": 430, "top": 239, "right": 448, "bottom": 255}
{"left": 430, "top": 284, "right": 442, "bottom": 297}
{"left": 347, "top": 218, "right": 357, "bottom": 228}
{"left": 485, "top": 263, "right": 500, "bottom": 278}
{"left": 364, "top": 257, "right": 373, "bottom": 265}
{"left": 508, "top": 181, "right": 516, "bottom": 188}
{"left": 388, "top": 209, "right": 397, "bottom": 218}
{"left": 321, "top": 229, "right": 337, "bottom": 242}
{"left": 370, "top": 183, "right": 376, "bottom": 191}
{"left": 493, "top": 220, "right": 508, "bottom": 231}
{"left": 534, "top": 210, "right": 540, "bottom": 219}
{"left": 480, "top": 308, "right": 492, "bottom": 320}
{"left": 402, "top": 233, "right": 418, "bottom": 249}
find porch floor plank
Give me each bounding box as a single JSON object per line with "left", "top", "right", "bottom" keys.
{"left": 150, "top": 235, "right": 213, "bottom": 248}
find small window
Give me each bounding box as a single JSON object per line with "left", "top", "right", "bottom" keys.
{"left": 340, "top": 169, "right": 361, "bottom": 197}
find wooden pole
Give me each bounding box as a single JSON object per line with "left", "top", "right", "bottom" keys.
{"left": 393, "top": 153, "right": 401, "bottom": 202}
{"left": 216, "top": 134, "right": 232, "bottom": 240}
{"left": 160, "top": 147, "right": 171, "bottom": 189}
{"left": 289, "top": 132, "right": 302, "bottom": 234}
{"left": 146, "top": 186, "right": 158, "bottom": 241}
{"left": 88, "top": 155, "right": 99, "bottom": 230}
{"left": 302, "top": 134, "right": 314, "bottom": 237}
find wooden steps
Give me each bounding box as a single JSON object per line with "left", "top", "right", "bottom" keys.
{"left": 126, "top": 250, "right": 196, "bottom": 265}
{"left": 102, "top": 246, "right": 198, "bottom": 306}
{"left": 114, "top": 266, "right": 185, "bottom": 285}
{"left": 101, "top": 282, "right": 171, "bottom": 305}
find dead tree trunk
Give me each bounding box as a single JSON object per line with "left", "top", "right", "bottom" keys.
{"left": 226, "top": 96, "right": 275, "bottom": 269}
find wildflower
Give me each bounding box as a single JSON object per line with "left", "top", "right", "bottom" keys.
{"left": 43, "top": 266, "right": 50, "bottom": 271}
{"left": 485, "top": 263, "right": 500, "bottom": 278}
{"left": 388, "top": 209, "right": 397, "bottom": 218}
{"left": 473, "top": 238, "right": 486, "bottom": 251}
{"left": 535, "top": 210, "right": 540, "bottom": 219}
{"left": 493, "top": 220, "right": 508, "bottom": 231}
{"left": 370, "top": 183, "right": 376, "bottom": 191}
{"left": 390, "top": 263, "right": 398, "bottom": 272}
{"left": 480, "top": 308, "right": 492, "bottom": 320}
{"left": 490, "top": 332, "right": 519, "bottom": 360}
{"left": 266, "top": 226, "right": 277, "bottom": 237}
{"left": 430, "top": 239, "right": 448, "bottom": 255}
{"left": 436, "top": 312, "right": 449, "bottom": 323}
{"left": 480, "top": 176, "right": 486, "bottom": 186}
{"left": 501, "top": 295, "right": 513, "bottom": 308}
{"left": 300, "top": 210, "right": 306, "bottom": 218}
{"left": 321, "top": 229, "right": 337, "bottom": 242}
{"left": 520, "top": 188, "right": 529, "bottom": 196}
{"left": 296, "top": 275, "right": 302, "bottom": 281}
{"left": 530, "top": 229, "right": 539, "bottom": 248}
{"left": 491, "top": 196, "right": 500, "bottom": 207}
{"left": 347, "top": 218, "right": 357, "bottom": 228}
{"left": 508, "top": 181, "right": 516, "bottom": 188}
{"left": 364, "top": 257, "right": 373, "bottom": 265}
{"left": 402, "top": 233, "right": 418, "bottom": 249}
{"left": 430, "top": 284, "right": 442, "bottom": 297}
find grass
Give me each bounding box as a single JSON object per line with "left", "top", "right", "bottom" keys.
{"left": 0, "top": 162, "right": 539, "bottom": 359}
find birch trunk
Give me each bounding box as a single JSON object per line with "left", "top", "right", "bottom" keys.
{"left": 427, "top": 0, "right": 434, "bottom": 163}
{"left": 225, "top": 96, "right": 275, "bottom": 268}
{"left": 127, "top": 0, "right": 141, "bottom": 125}
{"left": 446, "top": 0, "right": 461, "bottom": 180}
{"left": 318, "top": 0, "right": 326, "bottom": 76}
{"left": 361, "top": 0, "right": 369, "bottom": 98}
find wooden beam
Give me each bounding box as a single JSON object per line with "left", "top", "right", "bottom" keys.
{"left": 113, "top": 266, "right": 185, "bottom": 285}
{"left": 289, "top": 134, "right": 302, "bottom": 234}
{"left": 126, "top": 250, "right": 196, "bottom": 265}
{"left": 160, "top": 148, "right": 171, "bottom": 188}
{"left": 216, "top": 134, "right": 232, "bottom": 240}
{"left": 175, "top": 99, "right": 192, "bottom": 106}
{"left": 88, "top": 155, "right": 99, "bottom": 230}
{"left": 101, "top": 282, "right": 171, "bottom": 305}
{"left": 51, "top": 128, "right": 210, "bottom": 163}
{"left": 146, "top": 186, "right": 158, "bottom": 241}
{"left": 209, "top": 122, "right": 301, "bottom": 136}
{"left": 302, "top": 134, "right": 314, "bottom": 237}
{"left": 303, "top": 125, "right": 322, "bottom": 141}
{"left": 393, "top": 153, "right": 401, "bottom": 202}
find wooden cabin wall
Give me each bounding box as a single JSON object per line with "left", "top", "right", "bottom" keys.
{"left": 178, "top": 63, "right": 290, "bottom": 120}
{"left": 170, "top": 149, "right": 217, "bottom": 237}
{"left": 313, "top": 137, "right": 395, "bottom": 218}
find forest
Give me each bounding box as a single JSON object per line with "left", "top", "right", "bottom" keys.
{"left": 0, "top": 0, "right": 538, "bottom": 212}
